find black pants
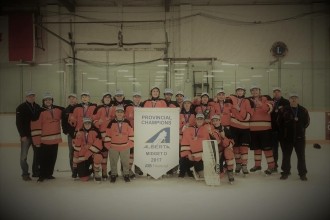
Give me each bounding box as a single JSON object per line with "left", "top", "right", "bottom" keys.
{"left": 179, "top": 157, "right": 194, "bottom": 174}
{"left": 32, "top": 145, "right": 41, "bottom": 176}
{"left": 281, "top": 139, "right": 307, "bottom": 176}
{"left": 271, "top": 131, "right": 284, "bottom": 168}
{"left": 39, "top": 144, "right": 58, "bottom": 178}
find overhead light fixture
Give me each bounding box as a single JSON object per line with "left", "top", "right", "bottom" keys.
{"left": 203, "top": 75, "right": 214, "bottom": 77}
{"left": 16, "top": 63, "right": 29, "bottom": 66}
{"left": 82, "top": 72, "right": 87, "bottom": 75}
{"left": 98, "top": 79, "right": 107, "bottom": 82}
{"left": 87, "top": 77, "right": 99, "bottom": 80}
{"left": 221, "top": 62, "right": 238, "bottom": 66}
{"left": 156, "top": 71, "right": 166, "bottom": 73}
{"left": 211, "top": 70, "right": 224, "bottom": 73}
{"left": 38, "top": 63, "right": 53, "bottom": 66}
{"left": 157, "top": 64, "right": 168, "bottom": 67}
{"left": 106, "top": 82, "right": 115, "bottom": 85}
{"left": 252, "top": 75, "right": 263, "bottom": 78}
{"left": 173, "top": 62, "right": 187, "bottom": 65}
{"left": 56, "top": 70, "right": 65, "bottom": 73}
{"left": 66, "top": 63, "right": 73, "bottom": 66}
{"left": 118, "top": 69, "right": 129, "bottom": 72}
{"left": 240, "top": 79, "right": 251, "bottom": 81}
{"left": 283, "top": 61, "right": 301, "bottom": 65}
{"left": 174, "top": 68, "right": 185, "bottom": 71}
{"left": 175, "top": 73, "right": 184, "bottom": 76}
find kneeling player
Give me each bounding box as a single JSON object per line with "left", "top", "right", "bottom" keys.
{"left": 73, "top": 117, "right": 103, "bottom": 182}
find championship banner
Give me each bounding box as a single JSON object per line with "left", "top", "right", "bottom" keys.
{"left": 134, "top": 108, "right": 180, "bottom": 179}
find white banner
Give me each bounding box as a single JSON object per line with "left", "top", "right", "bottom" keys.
{"left": 134, "top": 108, "right": 180, "bottom": 179}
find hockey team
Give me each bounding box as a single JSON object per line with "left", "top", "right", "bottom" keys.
{"left": 16, "top": 85, "right": 310, "bottom": 184}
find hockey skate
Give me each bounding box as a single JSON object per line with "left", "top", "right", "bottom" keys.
{"left": 249, "top": 166, "right": 262, "bottom": 172}
{"left": 227, "top": 171, "right": 234, "bottom": 184}
{"left": 264, "top": 168, "right": 273, "bottom": 176}
{"left": 94, "top": 172, "right": 101, "bottom": 183}
{"left": 110, "top": 175, "right": 117, "bottom": 183}
{"left": 242, "top": 165, "right": 249, "bottom": 176}
{"left": 235, "top": 164, "right": 242, "bottom": 174}
{"left": 123, "top": 175, "right": 131, "bottom": 182}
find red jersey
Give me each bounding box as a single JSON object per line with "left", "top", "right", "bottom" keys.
{"left": 92, "top": 104, "right": 115, "bottom": 139}
{"left": 212, "top": 97, "right": 232, "bottom": 126}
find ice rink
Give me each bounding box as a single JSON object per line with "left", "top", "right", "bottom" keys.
{"left": 1, "top": 144, "right": 330, "bottom": 220}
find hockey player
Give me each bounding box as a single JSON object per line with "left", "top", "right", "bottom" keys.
{"left": 31, "top": 92, "right": 64, "bottom": 182}
{"left": 181, "top": 113, "right": 211, "bottom": 179}
{"left": 142, "top": 86, "right": 167, "bottom": 108}
{"left": 68, "top": 91, "right": 97, "bottom": 173}
{"left": 229, "top": 86, "right": 252, "bottom": 175}
{"left": 125, "top": 91, "right": 144, "bottom": 178}
{"left": 248, "top": 85, "right": 275, "bottom": 175}
{"left": 194, "top": 92, "right": 215, "bottom": 124}
{"left": 210, "top": 115, "right": 235, "bottom": 183}
{"left": 16, "top": 90, "right": 41, "bottom": 181}
{"left": 72, "top": 117, "right": 103, "bottom": 182}
{"left": 178, "top": 97, "right": 196, "bottom": 177}
{"left": 271, "top": 87, "right": 289, "bottom": 172}
{"left": 61, "top": 93, "right": 78, "bottom": 178}
{"left": 213, "top": 89, "right": 232, "bottom": 129}
{"left": 277, "top": 93, "right": 310, "bottom": 181}
{"left": 104, "top": 105, "right": 134, "bottom": 183}
{"left": 163, "top": 88, "right": 180, "bottom": 108}
{"left": 92, "top": 92, "right": 114, "bottom": 180}
{"left": 175, "top": 91, "right": 185, "bottom": 109}
{"left": 69, "top": 91, "right": 97, "bottom": 131}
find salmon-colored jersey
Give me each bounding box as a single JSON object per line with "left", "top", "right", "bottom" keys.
{"left": 31, "top": 106, "right": 64, "bottom": 145}
{"left": 210, "top": 125, "right": 234, "bottom": 151}
{"left": 179, "top": 112, "right": 196, "bottom": 137}
{"left": 104, "top": 119, "right": 134, "bottom": 151}
{"left": 230, "top": 96, "right": 253, "bottom": 129}
{"left": 180, "top": 125, "right": 211, "bottom": 161}
{"left": 92, "top": 105, "right": 115, "bottom": 139}
{"left": 142, "top": 99, "right": 168, "bottom": 108}
{"left": 69, "top": 103, "right": 97, "bottom": 131}
{"left": 248, "top": 95, "right": 273, "bottom": 131}
{"left": 72, "top": 127, "right": 103, "bottom": 161}
{"left": 194, "top": 104, "right": 215, "bottom": 122}
{"left": 125, "top": 103, "right": 142, "bottom": 128}
{"left": 212, "top": 97, "right": 233, "bottom": 126}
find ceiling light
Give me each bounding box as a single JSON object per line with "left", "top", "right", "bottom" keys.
{"left": 211, "top": 70, "right": 224, "bottom": 73}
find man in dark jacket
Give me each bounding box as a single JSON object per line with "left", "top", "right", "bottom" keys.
{"left": 277, "top": 93, "right": 310, "bottom": 181}
{"left": 61, "top": 93, "right": 78, "bottom": 177}
{"left": 271, "top": 87, "right": 289, "bottom": 172}
{"left": 16, "top": 90, "right": 41, "bottom": 181}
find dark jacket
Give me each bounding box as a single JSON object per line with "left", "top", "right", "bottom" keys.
{"left": 277, "top": 105, "right": 310, "bottom": 143}
{"left": 62, "top": 104, "right": 76, "bottom": 138}
{"left": 271, "top": 96, "right": 290, "bottom": 131}
{"left": 16, "top": 101, "right": 41, "bottom": 137}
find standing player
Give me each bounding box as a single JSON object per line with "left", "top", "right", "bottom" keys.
{"left": 31, "top": 92, "right": 64, "bottom": 182}
{"left": 92, "top": 92, "right": 114, "bottom": 180}
{"left": 175, "top": 91, "right": 185, "bottom": 109}
{"left": 61, "top": 93, "right": 78, "bottom": 178}
{"left": 142, "top": 86, "right": 167, "bottom": 108}
{"left": 164, "top": 88, "right": 179, "bottom": 108}
{"left": 125, "top": 91, "right": 144, "bottom": 178}
{"left": 178, "top": 97, "right": 196, "bottom": 177}
{"left": 194, "top": 93, "right": 215, "bottom": 124}
{"left": 248, "top": 85, "right": 275, "bottom": 175}
{"left": 69, "top": 91, "right": 97, "bottom": 173}
{"left": 229, "top": 86, "right": 252, "bottom": 175}
{"left": 104, "top": 105, "right": 134, "bottom": 183}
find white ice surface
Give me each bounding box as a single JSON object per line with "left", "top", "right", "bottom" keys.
{"left": 1, "top": 144, "right": 330, "bottom": 220}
